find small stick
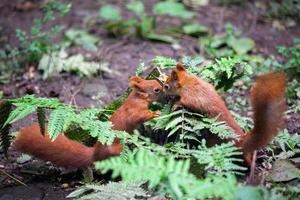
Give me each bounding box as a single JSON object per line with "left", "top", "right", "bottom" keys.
{"left": 248, "top": 150, "right": 257, "bottom": 184}
{"left": 0, "top": 168, "right": 27, "bottom": 187}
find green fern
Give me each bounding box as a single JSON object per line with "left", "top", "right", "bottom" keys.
{"left": 96, "top": 148, "right": 242, "bottom": 200}
{"left": 152, "top": 56, "right": 176, "bottom": 69}
{"left": 96, "top": 148, "right": 190, "bottom": 189}
{"left": 4, "top": 95, "right": 64, "bottom": 127}
{"left": 190, "top": 57, "right": 253, "bottom": 91}
{"left": 151, "top": 56, "right": 252, "bottom": 91}
{"left": 3, "top": 95, "right": 121, "bottom": 145}
{"left": 163, "top": 173, "right": 238, "bottom": 200}
{"left": 192, "top": 140, "right": 246, "bottom": 175}
{"left": 4, "top": 105, "right": 36, "bottom": 127}
{"left": 266, "top": 129, "right": 300, "bottom": 155}
{"left": 181, "top": 55, "right": 205, "bottom": 68}
{"left": 48, "top": 107, "right": 73, "bottom": 140}
{"left": 67, "top": 181, "right": 149, "bottom": 200}
{"left": 0, "top": 101, "right": 13, "bottom": 157}
{"left": 231, "top": 111, "right": 253, "bottom": 133}
{"left": 147, "top": 106, "right": 236, "bottom": 142}
{"left": 37, "top": 107, "right": 46, "bottom": 135}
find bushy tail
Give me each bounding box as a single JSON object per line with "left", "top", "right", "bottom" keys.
{"left": 13, "top": 123, "right": 121, "bottom": 168}
{"left": 240, "top": 72, "right": 286, "bottom": 164}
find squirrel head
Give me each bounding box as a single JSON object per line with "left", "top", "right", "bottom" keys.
{"left": 164, "top": 63, "right": 188, "bottom": 95}
{"left": 129, "top": 76, "right": 163, "bottom": 102}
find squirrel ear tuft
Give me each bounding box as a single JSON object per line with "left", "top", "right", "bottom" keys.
{"left": 171, "top": 70, "right": 178, "bottom": 80}
{"left": 129, "top": 76, "right": 144, "bottom": 84}
{"left": 176, "top": 63, "right": 186, "bottom": 71}
{"left": 129, "top": 76, "right": 144, "bottom": 91}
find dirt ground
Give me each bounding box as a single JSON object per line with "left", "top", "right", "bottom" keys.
{"left": 0, "top": 0, "right": 299, "bottom": 199}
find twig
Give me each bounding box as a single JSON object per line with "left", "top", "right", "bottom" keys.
{"left": 248, "top": 150, "right": 257, "bottom": 184}
{"left": 0, "top": 168, "right": 27, "bottom": 187}
{"left": 244, "top": 3, "right": 258, "bottom": 37}
{"left": 68, "top": 81, "right": 85, "bottom": 107}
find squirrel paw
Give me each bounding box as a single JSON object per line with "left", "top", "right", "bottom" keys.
{"left": 171, "top": 104, "right": 183, "bottom": 111}
{"left": 152, "top": 111, "right": 161, "bottom": 117}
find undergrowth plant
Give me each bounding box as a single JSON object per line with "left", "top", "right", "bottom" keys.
{"left": 278, "top": 38, "right": 300, "bottom": 76}
{"left": 1, "top": 54, "right": 299, "bottom": 199}
{"left": 15, "top": 0, "right": 70, "bottom": 64}
{"left": 199, "top": 23, "right": 263, "bottom": 68}
{"left": 0, "top": 0, "right": 71, "bottom": 83}
{"left": 0, "top": 95, "right": 124, "bottom": 155}
{"left": 99, "top": 1, "right": 207, "bottom": 42}
{"left": 152, "top": 55, "right": 253, "bottom": 91}
{"left": 260, "top": 0, "right": 300, "bottom": 22}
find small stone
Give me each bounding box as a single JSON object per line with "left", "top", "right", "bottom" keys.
{"left": 61, "top": 183, "right": 69, "bottom": 189}
{"left": 236, "top": 80, "right": 244, "bottom": 87}
{"left": 172, "top": 43, "right": 181, "bottom": 50}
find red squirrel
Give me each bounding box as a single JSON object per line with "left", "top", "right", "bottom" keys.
{"left": 164, "top": 63, "right": 286, "bottom": 165}
{"left": 13, "top": 76, "right": 163, "bottom": 168}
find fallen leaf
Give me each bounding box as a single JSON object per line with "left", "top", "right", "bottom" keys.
{"left": 15, "top": 1, "right": 38, "bottom": 11}
{"left": 267, "top": 159, "right": 300, "bottom": 182}
{"left": 227, "top": 37, "right": 255, "bottom": 55}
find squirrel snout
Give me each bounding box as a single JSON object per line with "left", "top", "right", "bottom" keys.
{"left": 163, "top": 84, "right": 170, "bottom": 91}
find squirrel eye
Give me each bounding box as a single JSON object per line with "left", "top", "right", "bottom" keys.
{"left": 153, "top": 88, "right": 161, "bottom": 93}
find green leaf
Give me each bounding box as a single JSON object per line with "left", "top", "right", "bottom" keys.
{"left": 145, "top": 32, "right": 177, "bottom": 43}
{"left": 64, "top": 29, "right": 100, "bottom": 52}
{"left": 210, "top": 34, "right": 227, "bottom": 48}
{"left": 153, "top": 2, "right": 194, "bottom": 19}
{"left": 235, "top": 186, "right": 268, "bottom": 200}
{"left": 152, "top": 56, "right": 176, "bottom": 69}
{"left": 182, "top": 23, "right": 209, "bottom": 36}
{"left": 16, "top": 154, "right": 32, "bottom": 164}
{"left": 267, "top": 159, "right": 300, "bottom": 182}
{"left": 126, "top": 1, "right": 144, "bottom": 16}
{"left": 38, "top": 49, "right": 112, "bottom": 79}
{"left": 99, "top": 5, "right": 121, "bottom": 21}
{"left": 67, "top": 182, "right": 148, "bottom": 200}
{"left": 4, "top": 105, "right": 36, "bottom": 126}
{"left": 48, "top": 108, "right": 69, "bottom": 140}
{"left": 227, "top": 37, "right": 255, "bottom": 55}
{"left": 140, "top": 17, "right": 154, "bottom": 36}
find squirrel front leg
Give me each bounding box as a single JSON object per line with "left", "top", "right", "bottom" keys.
{"left": 172, "top": 100, "right": 184, "bottom": 111}
{"left": 143, "top": 111, "right": 161, "bottom": 121}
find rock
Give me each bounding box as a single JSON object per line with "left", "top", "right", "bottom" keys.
{"left": 61, "top": 183, "right": 69, "bottom": 189}
{"left": 81, "top": 83, "right": 108, "bottom": 99}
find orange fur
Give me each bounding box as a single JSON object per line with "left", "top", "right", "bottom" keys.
{"left": 164, "top": 63, "right": 286, "bottom": 165}
{"left": 13, "top": 77, "right": 163, "bottom": 168}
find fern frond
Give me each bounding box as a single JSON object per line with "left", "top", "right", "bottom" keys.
{"left": 4, "top": 105, "right": 36, "bottom": 127}
{"left": 193, "top": 140, "right": 246, "bottom": 175}
{"left": 96, "top": 148, "right": 190, "bottom": 189}
{"left": 147, "top": 106, "right": 236, "bottom": 143}
{"left": 231, "top": 111, "right": 253, "bottom": 132}
{"left": 152, "top": 56, "right": 176, "bottom": 69}
{"left": 37, "top": 107, "right": 46, "bottom": 135}
{"left": 48, "top": 108, "right": 73, "bottom": 140}
{"left": 266, "top": 129, "right": 300, "bottom": 156}
{"left": 181, "top": 56, "right": 205, "bottom": 68}
{"left": 164, "top": 173, "right": 238, "bottom": 200}
{"left": 9, "top": 95, "right": 63, "bottom": 108}
{"left": 0, "top": 101, "right": 14, "bottom": 156}
{"left": 0, "top": 124, "right": 12, "bottom": 157}
{"left": 187, "top": 57, "right": 253, "bottom": 91}
{"left": 96, "top": 148, "right": 241, "bottom": 200}
{"left": 0, "top": 101, "right": 12, "bottom": 128}
{"left": 67, "top": 181, "right": 149, "bottom": 200}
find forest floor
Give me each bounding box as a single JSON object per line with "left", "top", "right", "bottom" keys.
{"left": 0, "top": 0, "right": 299, "bottom": 199}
